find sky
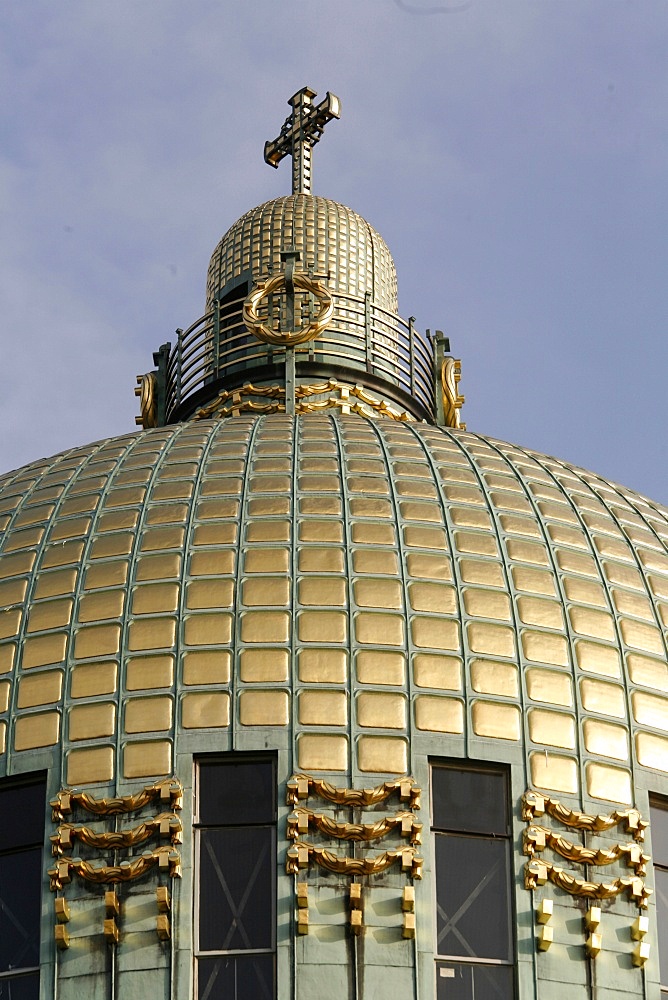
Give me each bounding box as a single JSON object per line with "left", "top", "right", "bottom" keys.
{"left": 1, "top": 1, "right": 667, "bottom": 503}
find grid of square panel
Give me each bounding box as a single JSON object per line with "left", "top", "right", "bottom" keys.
{"left": 2, "top": 413, "right": 668, "bottom": 806}
{"left": 205, "top": 195, "right": 398, "bottom": 314}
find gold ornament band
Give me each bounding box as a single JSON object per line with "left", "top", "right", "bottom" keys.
{"left": 525, "top": 859, "right": 651, "bottom": 908}
{"left": 287, "top": 808, "right": 422, "bottom": 845}
{"left": 49, "top": 846, "right": 182, "bottom": 890}
{"left": 50, "top": 778, "right": 183, "bottom": 821}
{"left": 521, "top": 790, "right": 647, "bottom": 841}
{"left": 286, "top": 842, "right": 423, "bottom": 879}
{"left": 523, "top": 825, "right": 650, "bottom": 875}
{"left": 287, "top": 774, "right": 421, "bottom": 810}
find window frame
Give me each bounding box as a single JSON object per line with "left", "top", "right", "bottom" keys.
{"left": 650, "top": 794, "right": 668, "bottom": 999}
{"left": 193, "top": 754, "right": 277, "bottom": 1000}
{"left": 430, "top": 760, "right": 516, "bottom": 997}
{"left": 0, "top": 773, "right": 46, "bottom": 998}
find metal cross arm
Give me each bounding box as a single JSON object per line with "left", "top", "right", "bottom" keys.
{"left": 264, "top": 86, "right": 341, "bottom": 195}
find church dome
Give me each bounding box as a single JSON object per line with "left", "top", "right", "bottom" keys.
{"left": 2, "top": 86, "right": 665, "bottom": 1000}
{"left": 2, "top": 415, "right": 667, "bottom": 801}
{"left": 206, "top": 194, "right": 398, "bottom": 316}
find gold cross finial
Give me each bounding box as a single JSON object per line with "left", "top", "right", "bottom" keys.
{"left": 264, "top": 86, "right": 341, "bottom": 195}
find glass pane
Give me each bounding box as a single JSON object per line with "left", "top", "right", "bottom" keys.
{"left": 651, "top": 801, "right": 668, "bottom": 864}
{"left": 435, "top": 834, "right": 512, "bottom": 961}
{"left": 199, "top": 827, "right": 273, "bottom": 951}
{"left": 656, "top": 869, "right": 668, "bottom": 988}
{"left": 0, "top": 783, "right": 45, "bottom": 853}
{"left": 199, "top": 760, "right": 276, "bottom": 826}
{"left": 198, "top": 954, "right": 274, "bottom": 1000}
{"left": 0, "top": 972, "right": 40, "bottom": 1000}
{"left": 0, "top": 849, "right": 42, "bottom": 973}
{"left": 436, "top": 962, "right": 513, "bottom": 1000}
{"left": 432, "top": 767, "right": 507, "bottom": 835}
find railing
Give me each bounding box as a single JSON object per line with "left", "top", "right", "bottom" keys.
{"left": 162, "top": 290, "right": 437, "bottom": 422}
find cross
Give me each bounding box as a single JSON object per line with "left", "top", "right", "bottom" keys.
{"left": 264, "top": 86, "right": 341, "bottom": 195}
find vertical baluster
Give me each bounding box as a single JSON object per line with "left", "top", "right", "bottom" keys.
{"left": 175, "top": 328, "right": 183, "bottom": 408}
{"left": 364, "top": 292, "right": 372, "bottom": 373}
{"left": 408, "top": 316, "right": 416, "bottom": 398}
{"left": 213, "top": 298, "right": 221, "bottom": 378}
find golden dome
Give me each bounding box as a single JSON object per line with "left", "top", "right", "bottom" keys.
{"left": 1, "top": 412, "right": 667, "bottom": 804}
{"left": 205, "top": 194, "right": 398, "bottom": 315}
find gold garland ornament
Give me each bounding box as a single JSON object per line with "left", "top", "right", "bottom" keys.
{"left": 49, "top": 846, "right": 182, "bottom": 890}
{"left": 287, "top": 774, "right": 421, "bottom": 810}
{"left": 51, "top": 813, "right": 182, "bottom": 855}
{"left": 286, "top": 842, "right": 423, "bottom": 879}
{"left": 521, "top": 790, "right": 647, "bottom": 841}
{"left": 525, "top": 859, "right": 651, "bottom": 908}
{"left": 50, "top": 778, "right": 183, "bottom": 821}
{"left": 287, "top": 808, "right": 422, "bottom": 845}
{"left": 523, "top": 825, "right": 650, "bottom": 876}
{"left": 243, "top": 272, "right": 333, "bottom": 346}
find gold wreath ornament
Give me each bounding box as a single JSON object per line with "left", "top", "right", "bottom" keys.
{"left": 243, "top": 272, "right": 333, "bottom": 346}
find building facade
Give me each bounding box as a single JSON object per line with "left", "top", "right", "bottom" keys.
{"left": 1, "top": 87, "right": 667, "bottom": 1000}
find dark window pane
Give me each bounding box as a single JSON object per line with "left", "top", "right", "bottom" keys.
{"left": 0, "top": 972, "right": 40, "bottom": 1000}
{"left": 435, "top": 834, "right": 512, "bottom": 962}
{"left": 198, "top": 954, "right": 274, "bottom": 1000}
{"left": 436, "top": 962, "right": 513, "bottom": 1000}
{"left": 199, "top": 761, "right": 276, "bottom": 826}
{"left": 656, "top": 868, "right": 668, "bottom": 988}
{"left": 432, "top": 767, "right": 507, "bottom": 835}
{"left": 0, "top": 849, "right": 42, "bottom": 973}
{"left": 651, "top": 801, "right": 668, "bottom": 863}
{"left": 199, "top": 827, "right": 273, "bottom": 951}
{"left": 0, "top": 784, "right": 44, "bottom": 853}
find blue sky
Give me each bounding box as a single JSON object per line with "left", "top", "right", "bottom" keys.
{"left": 1, "top": 1, "right": 667, "bottom": 502}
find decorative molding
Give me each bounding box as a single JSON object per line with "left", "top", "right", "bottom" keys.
{"left": 440, "top": 357, "right": 465, "bottom": 429}
{"left": 286, "top": 774, "right": 420, "bottom": 809}
{"left": 521, "top": 790, "right": 647, "bottom": 841}
{"left": 287, "top": 807, "right": 421, "bottom": 845}
{"left": 134, "top": 371, "right": 158, "bottom": 429}
{"left": 48, "top": 845, "right": 181, "bottom": 891}
{"left": 51, "top": 812, "right": 182, "bottom": 854}
{"left": 525, "top": 859, "right": 651, "bottom": 908}
{"left": 286, "top": 773, "right": 421, "bottom": 940}
{"left": 50, "top": 777, "right": 183, "bottom": 820}
{"left": 523, "top": 825, "right": 650, "bottom": 875}
{"left": 286, "top": 842, "right": 423, "bottom": 879}
{"left": 193, "top": 378, "right": 414, "bottom": 423}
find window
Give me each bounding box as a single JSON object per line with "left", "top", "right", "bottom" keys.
{"left": 651, "top": 797, "right": 668, "bottom": 998}
{"left": 431, "top": 763, "right": 514, "bottom": 1000}
{"left": 0, "top": 776, "right": 45, "bottom": 1000}
{"left": 195, "top": 756, "right": 276, "bottom": 1000}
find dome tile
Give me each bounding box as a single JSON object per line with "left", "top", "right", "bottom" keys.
{"left": 415, "top": 696, "right": 464, "bottom": 734}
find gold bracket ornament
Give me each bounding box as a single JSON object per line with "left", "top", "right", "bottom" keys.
{"left": 286, "top": 774, "right": 420, "bottom": 810}
{"left": 243, "top": 272, "right": 333, "bottom": 347}
{"left": 525, "top": 859, "right": 651, "bottom": 908}
{"left": 523, "top": 825, "right": 650, "bottom": 875}
{"left": 48, "top": 845, "right": 182, "bottom": 890}
{"left": 286, "top": 774, "right": 422, "bottom": 940}
{"left": 286, "top": 842, "right": 423, "bottom": 879}
{"left": 522, "top": 789, "right": 652, "bottom": 963}
{"left": 51, "top": 812, "right": 182, "bottom": 855}
{"left": 49, "top": 779, "right": 183, "bottom": 949}
{"left": 441, "top": 357, "right": 465, "bottom": 429}
{"left": 521, "top": 790, "right": 647, "bottom": 841}
{"left": 134, "top": 371, "right": 158, "bottom": 428}
{"left": 50, "top": 777, "right": 183, "bottom": 820}
{"left": 287, "top": 807, "right": 422, "bottom": 845}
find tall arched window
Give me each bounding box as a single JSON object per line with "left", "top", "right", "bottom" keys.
{"left": 0, "top": 775, "right": 45, "bottom": 1000}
